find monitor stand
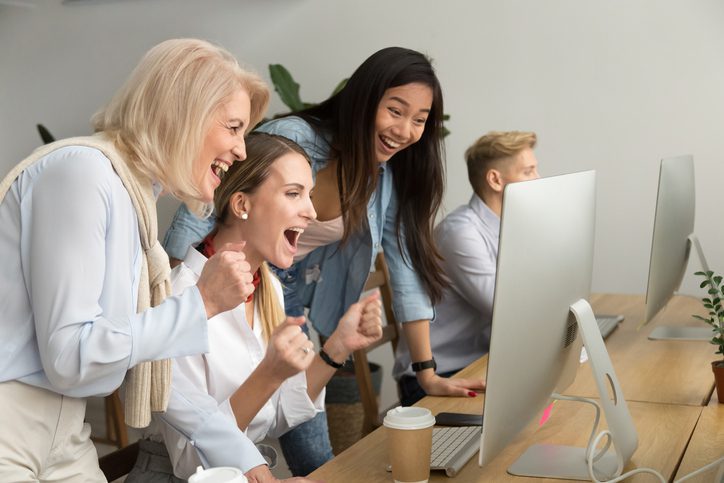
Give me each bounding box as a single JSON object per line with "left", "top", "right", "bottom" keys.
{"left": 648, "top": 326, "right": 711, "bottom": 340}
{"left": 649, "top": 234, "right": 711, "bottom": 342}
{"left": 508, "top": 299, "right": 639, "bottom": 481}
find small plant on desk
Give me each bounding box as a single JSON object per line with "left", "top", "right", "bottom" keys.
{"left": 693, "top": 270, "right": 724, "bottom": 403}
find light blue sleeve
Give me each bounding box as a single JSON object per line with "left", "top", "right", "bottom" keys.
{"left": 23, "top": 152, "right": 209, "bottom": 397}
{"left": 256, "top": 117, "right": 329, "bottom": 175}
{"left": 158, "top": 360, "right": 267, "bottom": 474}
{"left": 436, "top": 216, "right": 496, "bottom": 316}
{"left": 162, "top": 203, "right": 215, "bottom": 261}
{"left": 380, "top": 185, "right": 435, "bottom": 324}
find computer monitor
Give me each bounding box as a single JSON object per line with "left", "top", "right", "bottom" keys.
{"left": 479, "top": 170, "right": 638, "bottom": 480}
{"left": 644, "top": 155, "right": 711, "bottom": 340}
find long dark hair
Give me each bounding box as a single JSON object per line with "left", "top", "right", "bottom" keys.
{"left": 294, "top": 47, "right": 446, "bottom": 303}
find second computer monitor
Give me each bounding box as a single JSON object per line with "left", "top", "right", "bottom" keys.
{"left": 644, "top": 155, "right": 710, "bottom": 340}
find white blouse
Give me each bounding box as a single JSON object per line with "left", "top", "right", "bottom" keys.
{"left": 152, "top": 247, "right": 325, "bottom": 479}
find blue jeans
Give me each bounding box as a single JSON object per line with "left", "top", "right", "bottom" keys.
{"left": 269, "top": 264, "right": 334, "bottom": 476}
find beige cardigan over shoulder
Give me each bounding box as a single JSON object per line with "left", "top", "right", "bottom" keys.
{"left": 0, "top": 134, "right": 173, "bottom": 428}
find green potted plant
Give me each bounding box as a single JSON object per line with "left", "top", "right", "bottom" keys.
{"left": 693, "top": 270, "right": 724, "bottom": 403}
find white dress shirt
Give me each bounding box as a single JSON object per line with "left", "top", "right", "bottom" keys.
{"left": 151, "top": 247, "right": 325, "bottom": 479}
{"left": 0, "top": 146, "right": 209, "bottom": 396}
{"left": 394, "top": 194, "right": 499, "bottom": 379}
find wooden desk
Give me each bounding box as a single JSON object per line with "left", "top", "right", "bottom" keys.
{"left": 310, "top": 294, "right": 717, "bottom": 481}
{"left": 567, "top": 294, "right": 715, "bottom": 406}
{"left": 675, "top": 397, "right": 724, "bottom": 483}
{"left": 311, "top": 354, "right": 702, "bottom": 482}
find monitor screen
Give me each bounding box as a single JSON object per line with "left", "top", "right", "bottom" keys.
{"left": 644, "top": 155, "right": 695, "bottom": 324}
{"left": 480, "top": 170, "right": 595, "bottom": 467}
{"left": 643, "top": 156, "right": 711, "bottom": 340}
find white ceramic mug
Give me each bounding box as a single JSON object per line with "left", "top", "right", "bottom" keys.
{"left": 187, "top": 465, "right": 248, "bottom": 483}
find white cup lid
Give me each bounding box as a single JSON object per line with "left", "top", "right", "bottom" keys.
{"left": 383, "top": 406, "right": 435, "bottom": 430}
{"left": 188, "top": 466, "right": 247, "bottom": 483}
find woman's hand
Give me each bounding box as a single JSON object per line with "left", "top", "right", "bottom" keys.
{"left": 245, "top": 464, "right": 322, "bottom": 482}
{"left": 323, "top": 292, "right": 383, "bottom": 362}
{"left": 417, "top": 371, "right": 486, "bottom": 398}
{"left": 257, "top": 316, "right": 315, "bottom": 384}
{"left": 196, "top": 242, "right": 255, "bottom": 318}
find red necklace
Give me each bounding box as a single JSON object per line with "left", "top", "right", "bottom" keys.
{"left": 198, "top": 233, "right": 261, "bottom": 303}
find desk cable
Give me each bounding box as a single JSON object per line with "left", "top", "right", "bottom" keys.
{"left": 585, "top": 428, "right": 723, "bottom": 483}
{"left": 551, "top": 394, "right": 724, "bottom": 483}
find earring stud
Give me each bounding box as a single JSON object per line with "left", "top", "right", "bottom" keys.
{"left": 240, "top": 212, "right": 248, "bottom": 220}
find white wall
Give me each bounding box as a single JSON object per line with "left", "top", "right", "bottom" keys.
{"left": 4, "top": 0, "right": 723, "bottom": 296}
{"left": 3, "top": 0, "right": 723, "bottom": 419}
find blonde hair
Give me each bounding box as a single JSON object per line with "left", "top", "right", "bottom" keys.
{"left": 92, "top": 38, "right": 270, "bottom": 217}
{"left": 214, "top": 132, "right": 312, "bottom": 340}
{"left": 465, "top": 131, "right": 537, "bottom": 192}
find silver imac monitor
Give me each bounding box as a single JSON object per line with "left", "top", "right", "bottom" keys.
{"left": 479, "top": 171, "right": 637, "bottom": 480}
{"left": 644, "top": 155, "right": 711, "bottom": 340}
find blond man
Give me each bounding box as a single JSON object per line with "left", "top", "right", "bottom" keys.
{"left": 394, "top": 131, "right": 540, "bottom": 405}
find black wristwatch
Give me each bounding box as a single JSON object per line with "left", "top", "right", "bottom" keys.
{"left": 411, "top": 358, "right": 436, "bottom": 372}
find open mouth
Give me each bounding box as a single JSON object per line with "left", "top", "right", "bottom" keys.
{"left": 379, "top": 135, "right": 402, "bottom": 151}
{"left": 284, "top": 227, "right": 304, "bottom": 249}
{"left": 211, "top": 160, "right": 229, "bottom": 179}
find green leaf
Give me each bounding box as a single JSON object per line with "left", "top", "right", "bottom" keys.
{"left": 330, "top": 78, "right": 348, "bottom": 97}
{"left": 700, "top": 280, "right": 710, "bottom": 289}
{"left": 694, "top": 271, "right": 706, "bottom": 276}
{"left": 269, "top": 64, "right": 305, "bottom": 112}
{"left": 709, "top": 288, "right": 718, "bottom": 295}
{"left": 714, "top": 276, "right": 722, "bottom": 285}
{"left": 36, "top": 124, "right": 55, "bottom": 144}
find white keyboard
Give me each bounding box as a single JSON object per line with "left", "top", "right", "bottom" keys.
{"left": 430, "top": 425, "right": 480, "bottom": 477}
{"left": 596, "top": 314, "right": 624, "bottom": 339}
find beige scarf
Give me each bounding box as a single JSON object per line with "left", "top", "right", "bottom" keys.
{"left": 0, "top": 133, "right": 172, "bottom": 428}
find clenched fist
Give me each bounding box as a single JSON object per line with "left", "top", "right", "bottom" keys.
{"left": 323, "top": 292, "right": 383, "bottom": 360}
{"left": 259, "top": 316, "right": 315, "bottom": 383}
{"left": 196, "top": 242, "right": 255, "bottom": 318}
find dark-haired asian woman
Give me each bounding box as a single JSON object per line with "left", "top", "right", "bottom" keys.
{"left": 162, "top": 47, "right": 485, "bottom": 475}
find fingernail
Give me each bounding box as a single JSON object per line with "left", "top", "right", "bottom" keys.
{"left": 468, "top": 391, "right": 477, "bottom": 397}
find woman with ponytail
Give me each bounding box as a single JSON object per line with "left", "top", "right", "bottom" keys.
{"left": 128, "top": 132, "right": 383, "bottom": 483}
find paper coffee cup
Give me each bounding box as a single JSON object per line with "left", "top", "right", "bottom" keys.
{"left": 383, "top": 407, "right": 436, "bottom": 483}
{"left": 188, "top": 465, "right": 248, "bottom": 483}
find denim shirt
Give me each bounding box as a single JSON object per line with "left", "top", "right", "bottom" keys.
{"left": 162, "top": 116, "right": 433, "bottom": 337}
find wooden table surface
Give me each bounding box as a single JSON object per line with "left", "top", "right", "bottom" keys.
{"left": 675, "top": 396, "right": 724, "bottom": 483}
{"left": 310, "top": 294, "right": 720, "bottom": 482}
{"left": 567, "top": 294, "right": 716, "bottom": 406}
{"left": 311, "top": 349, "right": 703, "bottom": 482}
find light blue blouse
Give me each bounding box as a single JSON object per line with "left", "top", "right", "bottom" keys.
{"left": 0, "top": 146, "right": 210, "bottom": 397}
{"left": 163, "top": 116, "right": 434, "bottom": 336}
{"left": 394, "top": 194, "right": 498, "bottom": 379}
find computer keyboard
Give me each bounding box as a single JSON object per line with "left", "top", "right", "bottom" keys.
{"left": 430, "top": 425, "right": 481, "bottom": 477}
{"left": 595, "top": 314, "right": 624, "bottom": 339}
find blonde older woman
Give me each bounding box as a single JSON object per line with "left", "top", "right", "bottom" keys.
{"left": 0, "top": 38, "right": 268, "bottom": 481}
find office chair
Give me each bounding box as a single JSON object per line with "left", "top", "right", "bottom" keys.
{"left": 353, "top": 252, "right": 399, "bottom": 435}
{"left": 98, "top": 440, "right": 139, "bottom": 481}
{"left": 91, "top": 390, "right": 129, "bottom": 449}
